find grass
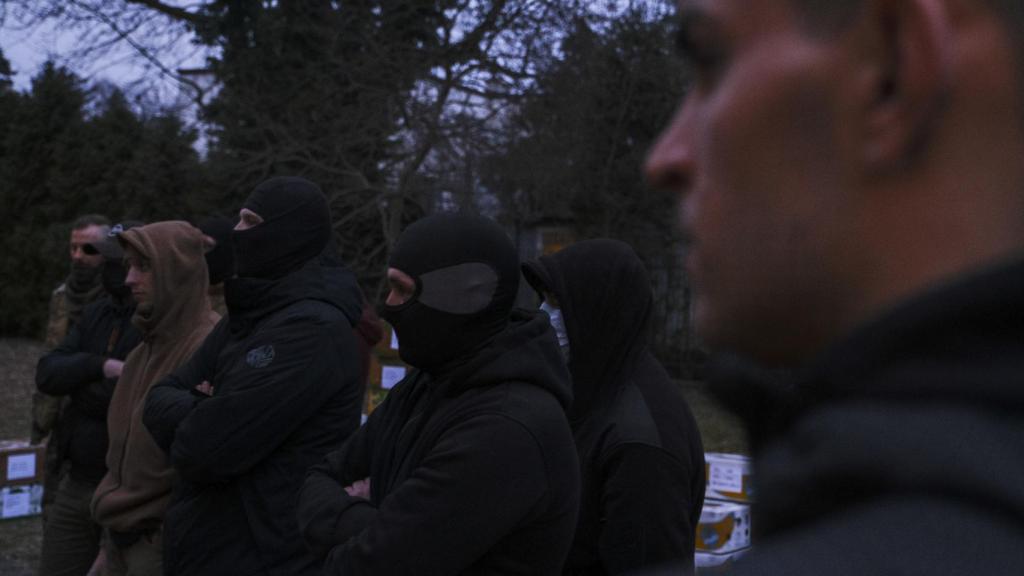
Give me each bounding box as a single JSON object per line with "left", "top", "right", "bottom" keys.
{"left": 679, "top": 380, "right": 749, "bottom": 456}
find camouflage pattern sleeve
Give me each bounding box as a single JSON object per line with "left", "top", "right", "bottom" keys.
{"left": 31, "top": 285, "right": 69, "bottom": 444}
{"left": 44, "top": 284, "right": 70, "bottom": 348}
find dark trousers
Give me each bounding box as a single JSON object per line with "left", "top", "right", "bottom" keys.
{"left": 38, "top": 475, "right": 102, "bottom": 576}
{"left": 102, "top": 524, "right": 163, "bottom": 576}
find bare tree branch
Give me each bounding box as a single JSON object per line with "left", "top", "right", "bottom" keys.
{"left": 124, "top": 0, "right": 203, "bottom": 24}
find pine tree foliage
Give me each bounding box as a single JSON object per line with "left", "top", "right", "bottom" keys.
{"left": 0, "top": 57, "right": 210, "bottom": 336}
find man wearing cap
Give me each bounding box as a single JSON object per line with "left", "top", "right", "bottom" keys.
{"left": 35, "top": 223, "right": 144, "bottom": 576}
{"left": 143, "top": 177, "right": 365, "bottom": 576}
{"left": 91, "top": 221, "right": 219, "bottom": 576}
{"left": 32, "top": 214, "right": 110, "bottom": 520}
{"left": 297, "top": 213, "right": 580, "bottom": 575}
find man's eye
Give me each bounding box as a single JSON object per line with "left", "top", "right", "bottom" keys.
{"left": 675, "top": 23, "right": 727, "bottom": 89}
{"left": 685, "top": 46, "right": 726, "bottom": 87}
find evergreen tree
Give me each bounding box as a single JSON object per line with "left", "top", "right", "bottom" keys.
{"left": 197, "top": 0, "right": 451, "bottom": 293}
{"left": 0, "top": 63, "right": 213, "bottom": 336}
{"left": 482, "top": 8, "right": 697, "bottom": 372}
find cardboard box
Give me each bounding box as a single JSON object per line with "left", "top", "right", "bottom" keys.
{"left": 0, "top": 484, "right": 43, "bottom": 520}
{"left": 0, "top": 440, "right": 45, "bottom": 487}
{"left": 374, "top": 321, "right": 401, "bottom": 360}
{"left": 367, "top": 357, "right": 408, "bottom": 392}
{"left": 705, "top": 452, "right": 754, "bottom": 503}
{"left": 364, "top": 359, "right": 409, "bottom": 415}
{"left": 696, "top": 500, "right": 751, "bottom": 553}
{"left": 696, "top": 548, "right": 749, "bottom": 573}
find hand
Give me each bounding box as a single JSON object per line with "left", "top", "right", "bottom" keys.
{"left": 344, "top": 478, "right": 371, "bottom": 500}
{"left": 194, "top": 380, "right": 214, "bottom": 396}
{"left": 102, "top": 359, "right": 124, "bottom": 379}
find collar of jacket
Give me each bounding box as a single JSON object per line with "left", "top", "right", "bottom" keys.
{"left": 710, "top": 255, "right": 1024, "bottom": 441}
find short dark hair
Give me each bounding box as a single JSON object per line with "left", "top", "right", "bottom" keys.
{"left": 790, "top": 0, "right": 1024, "bottom": 110}
{"left": 789, "top": 0, "right": 865, "bottom": 35}
{"left": 791, "top": 0, "right": 1023, "bottom": 42}
{"left": 71, "top": 214, "right": 110, "bottom": 230}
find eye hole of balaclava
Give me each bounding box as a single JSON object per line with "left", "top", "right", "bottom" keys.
{"left": 417, "top": 262, "right": 499, "bottom": 313}
{"left": 380, "top": 214, "right": 519, "bottom": 372}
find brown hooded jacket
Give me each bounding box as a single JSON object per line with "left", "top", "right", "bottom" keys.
{"left": 92, "top": 221, "right": 220, "bottom": 532}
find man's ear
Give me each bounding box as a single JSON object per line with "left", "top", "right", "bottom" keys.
{"left": 861, "top": 0, "right": 952, "bottom": 172}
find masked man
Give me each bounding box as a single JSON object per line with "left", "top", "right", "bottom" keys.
{"left": 143, "top": 177, "right": 365, "bottom": 576}
{"left": 524, "top": 239, "right": 706, "bottom": 575}
{"left": 298, "top": 213, "right": 580, "bottom": 575}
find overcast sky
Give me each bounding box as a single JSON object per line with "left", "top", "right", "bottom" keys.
{"left": 5, "top": 20, "right": 125, "bottom": 89}
{"left": 1, "top": 14, "right": 209, "bottom": 111}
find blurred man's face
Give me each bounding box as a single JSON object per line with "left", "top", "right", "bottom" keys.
{"left": 645, "top": 0, "right": 859, "bottom": 363}
{"left": 70, "top": 225, "right": 106, "bottom": 269}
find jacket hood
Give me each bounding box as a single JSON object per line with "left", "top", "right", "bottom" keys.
{"left": 709, "top": 257, "right": 1024, "bottom": 535}
{"left": 439, "top": 308, "right": 574, "bottom": 412}
{"left": 119, "top": 222, "right": 211, "bottom": 338}
{"left": 523, "top": 239, "right": 652, "bottom": 420}
{"left": 225, "top": 258, "right": 363, "bottom": 333}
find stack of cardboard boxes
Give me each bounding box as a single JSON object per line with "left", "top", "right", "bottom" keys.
{"left": 696, "top": 452, "right": 753, "bottom": 572}
{"left": 0, "top": 440, "right": 45, "bottom": 520}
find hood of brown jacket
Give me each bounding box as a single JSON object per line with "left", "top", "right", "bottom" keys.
{"left": 119, "top": 221, "right": 211, "bottom": 338}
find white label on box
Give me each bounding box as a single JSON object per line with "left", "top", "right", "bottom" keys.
{"left": 7, "top": 453, "right": 36, "bottom": 481}
{"left": 2, "top": 489, "right": 30, "bottom": 518}
{"left": 709, "top": 462, "right": 744, "bottom": 493}
{"left": 390, "top": 330, "right": 399, "bottom": 350}
{"left": 381, "top": 366, "right": 406, "bottom": 390}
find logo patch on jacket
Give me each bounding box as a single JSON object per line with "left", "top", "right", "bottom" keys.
{"left": 246, "top": 345, "right": 275, "bottom": 368}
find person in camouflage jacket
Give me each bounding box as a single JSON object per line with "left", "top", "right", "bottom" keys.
{"left": 32, "top": 215, "right": 110, "bottom": 519}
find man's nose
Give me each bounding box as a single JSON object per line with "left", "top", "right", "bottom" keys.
{"left": 644, "top": 101, "right": 696, "bottom": 196}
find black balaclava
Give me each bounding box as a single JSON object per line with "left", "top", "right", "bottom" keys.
{"left": 522, "top": 239, "right": 653, "bottom": 422}
{"left": 102, "top": 258, "right": 131, "bottom": 302}
{"left": 380, "top": 214, "right": 519, "bottom": 374}
{"left": 69, "top": 259, "right": 103, "bottom": 292}
{"left": 232, "top": 176, "right": 331, "bottom": 280}
{"left": 98, "top": 221, "right": 144, "bottom": 303}
{"left": 198, "top": 215, "right": 236, "bottom": 285}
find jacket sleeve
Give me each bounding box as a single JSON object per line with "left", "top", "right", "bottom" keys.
{"left": 298, "top": 415, "right": 378, "bottom": 556}
{"left": 35, "top": 321, "right": 107, "bottom": 396}
{"left": 73, "top": 377, "right": 119, "bottom": 419}
{"left": 598, "top": 443, "right": 699, "bottom": 574}
{"left": 307, "top": 414, "right": 552, "bottom": 575}
{"left": 143, "top": 323, "right": 224, "bottom": 453}
{"left": 164, "top": 315, "right": 358, "bottom": 484}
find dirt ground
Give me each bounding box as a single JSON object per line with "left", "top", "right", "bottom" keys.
{"left": 0, "top": 338, "right": 46, "bottom": 576}
{"left": 0, "top": 338, "right": 746, "bottom": 575}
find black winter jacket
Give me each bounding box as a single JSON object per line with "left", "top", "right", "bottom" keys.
{"left": 524, "top": 240, "right": 706, "bottom": 575}
{"left": 36, "top": 295, "right": 141, "bottom": 484}
{"left": 143, "top": 260, "right": 365, "bottom": 576}
{"left": 297, "top": 309, "right": 580, "bottom": 575}
{"left": 709, "top": 258, "right": 1024, "bottom": 575}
